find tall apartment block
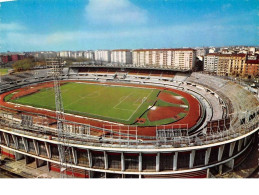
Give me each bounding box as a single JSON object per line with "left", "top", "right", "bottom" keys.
{"left": 132, "top": 48, "right": 196, "bottom": 71}
{"left": 204, "top": 54, "right": 219, "bottom": 73}
{"left": 111, "top": 49, "right": 132, "bottom": 65}
{"left": 94, "top": 50, "right": 111, "bottom": 62}
{"left": 83, "top": 51, "right": 95, "bottom": 60}
{"left": 59, "top": 51, "right": 94, "bottom": 60}
{"left": 59, "top": 51, "right": 71, "bottom": 58}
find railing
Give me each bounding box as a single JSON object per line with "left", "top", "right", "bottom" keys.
{"left": 0, "top": 111, "right": 258, "bottom": 149}
{"left": 1, "top": 71, "right": 259, "bottom": 149}
{"left": 69, "top": 63, "right": 191, "bottom": 72}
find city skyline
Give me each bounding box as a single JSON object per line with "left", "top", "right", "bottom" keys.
{"left": 0, "top": 0, "right": 258, "bottom": 52}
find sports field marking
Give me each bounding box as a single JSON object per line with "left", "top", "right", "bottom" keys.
{"left": 126, "top": 89, "right": 154, "bottom": 121}
{"left": 63, "top": 86, "right": 106, "bottom": 109}
{"left": 75, "top": 81, "right": 158, "bottom": 90}
{"left": 133, "top": 97, "right": 141, "bottom": 105}
{"left": 113, "top": 92, "right": 135, "bottom": 111}
{"left": 62, "top": 84, "right": 138, "bottom": 121}
{"left": 113, "top": 107, "right": 134, "bottom": 112}
{"left": 64, "top": 106, "right": 132, "bottom": 122}
{"left": 10, "top": 82, "right": 160, "bottom": 124}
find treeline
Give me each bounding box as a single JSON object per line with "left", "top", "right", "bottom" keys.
{"left": 12, "top": 58, "right": 36, "bottom": 72}
{"left": 12, "top": 57, "right": 90, "bottom": 72}
{"left": 12, "top": 58, "right": 46, "bottom": 72}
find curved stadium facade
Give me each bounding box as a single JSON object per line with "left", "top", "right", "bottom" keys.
{"left": 0, "top": 64, "right": 258, "bottom": 178}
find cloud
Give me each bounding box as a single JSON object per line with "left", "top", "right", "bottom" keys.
{"left": 85, "top": 0, "right": 148, "bottom": 26}
{"left": 0, "top": 0, "right": 16, "bottom": 3}
{"left": 0, "top": 22, "right": 25, "bottom": 31}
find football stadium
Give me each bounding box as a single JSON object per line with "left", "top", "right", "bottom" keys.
{"left": 0, "top": 62, "right": 258, "bottom": 178}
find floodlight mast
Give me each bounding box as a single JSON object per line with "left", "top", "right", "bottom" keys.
{"left": 48, "top": 58, "right": 73, "bottom": 178}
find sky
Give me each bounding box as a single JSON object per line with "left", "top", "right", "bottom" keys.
{"left": 0, "top": 0, "right": 258, "bottom": 52}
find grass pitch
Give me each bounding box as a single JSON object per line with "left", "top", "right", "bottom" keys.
{"left": 10, "top": 82, "right": 160, "bottom": 124}
{"left": 0, "top": 68, "right": 10, "bottom": 75}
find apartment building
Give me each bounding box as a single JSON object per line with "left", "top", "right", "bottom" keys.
{"left": 204, "top": 53, "right": 258, "bottom": 78}
{"left": 0, "top": 53, "right": 25, "bottom": 64}
{"left": 244, "top": 54, "right": 259, "bottom": 78}
{"left": 83, "top": 51, "right": 95, "bottom": 60}
{"left": 111, "top": 49, "right": 132, "bottom": 64}
{"left": 94, "top": 50, "right": 111, "bottom": 62}
{"left": 228, "top": 54, "right": 246, "bottom": 77}
{"left": 217, "top": 55, "right": 230, "bottom": 76}
{"left": 204, "top": 54, "right": 219, "bottom": 73}
{"left": 59, "top": 51, "right": 71, "bottom": 58}
{"left": 132, "top": 48, "right": 196, "bottom": 70}
{"left": 60, "top": 51, "right": 95, "bottom": 60}
{"left": 70, "top": 51, "right": 84, "bottom": 58}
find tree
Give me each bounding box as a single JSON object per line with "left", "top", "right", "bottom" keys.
{"left": 12, "top": 58, "right": 35, "bottom": 72}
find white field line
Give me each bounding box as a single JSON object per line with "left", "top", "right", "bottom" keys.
{"left": 62, "top": 86, "right": 132, "bottom": 121}
{"left": 113, "top": 107, "right": 133, "bottom": 112}
{"left": 75, "top": 81, "right": 158, "bottom": 90}
{"left": 66, "top": 89, "right": 154, "bottom": 122}
{"left": 133, "top": 97, "right": 141, "bottom": 105}
{"left": 10, "top": 82, "right": 156, "bottom": 123}
{"left": 8, "top": 102, "right": 122, "bottom": 126}
{"left": 126, "top": 89, "right": 154, "bottom": 121}
{"left": 64, "top": 107, "right": 129, "bottom": 121}
{"left": 113, "top": 92, "right": 134, "bottom": 110}
{"left": 63, "top": 86, "right": 106, "bottom": 109}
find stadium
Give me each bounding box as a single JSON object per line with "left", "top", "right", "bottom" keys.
{"left": 0, "top": 62, "right": 258, "bottom": 178}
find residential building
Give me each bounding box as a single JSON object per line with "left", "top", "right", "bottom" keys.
{"left": 228, "top": 54, "right": 246, "bottom": 77}
{"left": 204, "top": 53, "right": 259, "bottom": 78}
{"left": 132, "top": 48, "right": 196, "bottom": 70}
{"left": 94, "top": 50, "right": 111, "bottom": 62}
{"left": 83, "top": 51, "right": 95, "bottom": 60}
{"left": 216, "top": 55, "right": 231, "bottom": 76}
{"left": 0, "top": 53, "right": 25, "bottom": 64}
{"left": 60, "top": 51, "right": 71, "bottom": 58}
{"left": 244, "top": 54, "right": 259, "bottom": 78}
{"left": 204, "top": 54, "right": 219, "bottom": 73}
{"left": 111, "top": 49, "right": 132, "bottom": 65}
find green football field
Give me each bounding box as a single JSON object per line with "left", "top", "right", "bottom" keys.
{"left": 10, "top": 82, "right": 160, "bottom": 124}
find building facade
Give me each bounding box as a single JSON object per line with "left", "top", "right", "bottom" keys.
{"left": 0, "top": 54, "right": 25, "bottom": 64}
{"left": 227, "top": 54, "right": 246, "bottom": 77}
{"left": 244, "top": 54, "right": 259, "bottom": 78}
{"left": 111, "top": 50, "right": 132, "bottom": 65}
{"left": 59, "top": 51, "right": 71, "bottom": 58}
{"left": 204, "top": 53, "right": 259, "bottom": 78}
{"left": 204, "top": 54, "right": 219, "bottom": 73}
{"left": 94, "top": 50, "right": 111, "bottom": 62}
{"left": 217, "top": 55, "right": 230, "bottom": 76}
{"left": 83, "top": 51, "right": 95, "bottom": 60}
{"left": 132, "top": 48, "right": 196, "bottom": 70}
{"left": 60, "top": 51, "right": 94, "bottom": 60}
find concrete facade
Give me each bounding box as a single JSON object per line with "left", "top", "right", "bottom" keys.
{"left": 111, "top": 50, "right": 132, "bottom": 65}
{"left": 132, "top": 49, "right": 196, "bottom": 70}
{"left": 94, "top": 50, "right": 111, "bottom": 62}
{"left": 204, "top": 53, "right": 259, "bottom": 78}
{"left": 204, "top": 54, "right": 219, "bottom": 73}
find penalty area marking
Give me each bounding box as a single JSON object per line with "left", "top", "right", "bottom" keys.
{"left": 113, "top": 92, "right": 135, "bottom": 111}
{"left": 126, "top": 89, "right": 154, "bottom": 121}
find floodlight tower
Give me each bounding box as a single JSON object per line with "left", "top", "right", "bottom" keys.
{"left": 46, "top": 58, "right": 73, "bottom": 178}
